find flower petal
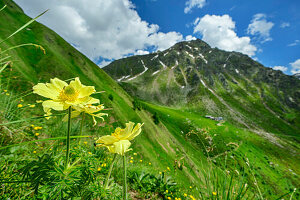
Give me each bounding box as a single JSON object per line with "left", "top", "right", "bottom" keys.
{"left": 33, "top": 83, "right": 59, "bottom": 99}
{"left": 78, "top": 86, "right": 96, "bottom": 98}
{"left": 120, "top": 122, "right": 142, "bottom": 141}
{"left": 50, "top": 78, "right": 68, "bottom": 92}
{"left": 126, "top": 123, "right": 143, "bottom": 140}
{"left": 42, "top": 100, "right": 65, "bottom": 112}
{"left": 96, "top": 135, "right": 118, "bottom": 145}
{"left": 113, "top": 140, "right": 131, "bottom": 156}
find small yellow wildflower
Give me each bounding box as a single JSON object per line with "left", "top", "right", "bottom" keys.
{"left": 20, "top": 99, "right": 24, "bottom": 102}
{"left": 35, "top": 133, "right": 40, "bottom": 136}
{"left": 184, "top": 194, "right": 187, "bottom": 197}
{"left": 159, "top": 172, "right": 162, "bottom": 175}
{"left": 167, "top": 167, "right": 171, "bottom": 171}
{"left": 88, "top": 152, "right": 92, "bottom": 155}
{"left": 36, "top": 100, "right": 43, "bottom": 103}
{"left": 167, "top": 197, "right": 171, "bottom": 200}
{"left": 101, "top": 163, "right": 107, "bottom": 167}
{"left": 31, "top": 124, "right": 35, "bottom": 127}
{"left": 49, "top": 148, "right": 52, "bottom": 151}
{"left": 97, "top": 167, "right": 101, "bottom": 171}
{"left": 17, "top": 104, "right": 23, "bottom": 108}
{"left": 74, "top": 147, "right": 77, "bottom": 149}
{"left": 140, "top": 160, "right": 143, "bottom": 162}
{"left": 6, "top": 93, "right": 10, "bottom": 96}
{"left": 130, "top": 157, "right": 133, "bottom": 159}
{"left": 212, "top": 192, "right": 217, "bottom": 196}
{"left": 33, "top": 151, "right": 37, "bottom": 154}
{"left": 189, "top": 195, "right": 196, "bottom": 200}
{"left": 84, "top": 141, "right": 88, "bottom": 145}
{"left": 149, "top": 162, "right": 151, "bottom": 165}
{"left": 29, "top": 105, "right": 36, "bottom": 108}
{"left": 189, "top": 186, "right": 192, "bottom": 189}
{"left": 165, "top": 190, "right": 168, "bottom": 193}
{"left": 95, "top": 122, "right": 143, "bottom": 156}
{"left": 34, "top": 126, "right": 42, "bottom": 130}
{"left": 133, "top": 152, "right": 137, "bottom": 156}
{"left": 4, "top": 90, "right": 7, "bottom": 92}
{"left": 130, "top": 160, "right": 133, "bottom": 163}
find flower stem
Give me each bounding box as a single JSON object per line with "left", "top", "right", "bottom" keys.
{"left": 79, "top": 112, "right": 85, "bottom": 144}
{"left": 65, "top": 106, "right": 72, "bottom": 169}
{"left": 122, "top": 155, "right": 127, "bottom": 200}
{"left": 104, "top": 154, "right": 117, "bottom": 189}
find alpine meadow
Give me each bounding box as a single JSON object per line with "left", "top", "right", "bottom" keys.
{"left": 0, "top": 0, "right": 299, "bottom": 200}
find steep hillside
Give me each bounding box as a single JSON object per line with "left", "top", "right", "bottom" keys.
{"left": 104, "top": 39, "right": 300, "bottom": 137}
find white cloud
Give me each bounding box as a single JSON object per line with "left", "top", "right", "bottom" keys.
{"left": 14, "top": 0, "right": 183, "bottom": 62}
{"left": 288, "top": 40, "right": 300, "bottom": 47}
{"left": 135, "top": 49, "right": 149, "bottom": 55}
{"left": 193, "top": 14, "right": 257, "bottom": 56}
{"left": 273, "top": 66, "right": 287, "bottom": 72}
{"left": 247, "top": 14, "right": 274, "bottom": 43}
{"left": 184, "top": 0, "right": 206, "bottom": 14}
{"left": 185, "top": 35, "right": 197, "bottom": 41}
{"left": 280, "top": 22, "right": 290, "bottom": 28}
{"left": 290, "top": 59, "right": 300, "bottom": 74}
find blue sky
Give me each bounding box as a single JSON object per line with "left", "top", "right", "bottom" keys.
{"left": 14, "top": 0, "right": 300, "bottom": 74}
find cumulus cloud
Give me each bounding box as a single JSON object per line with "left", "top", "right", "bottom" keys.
{"left": 288, "top": 40, "right": 300, "bottom": 47}
{"left": 290, "top": 59, "right": 300, "bottom": 74}
{"left": 135, "top": 49, "right": 149, "bottom": 55}
{"left": 193, "top": 14, "right": 257, "bottom": 56}
{"left": 14, "top": 0, "right": 183, "bottom": 62}
{"left": 280, "top": 22, "right": 290, "bottom": 28}
{"left": 273, "top": 66, "right": 287, "bottom": 72}
{"left": 184, "top": 0, "right": 206, "bottom": 14}
{"left": 247, "top": 14, "right": 274, "bottom": 43}
{"left": 185, "top": 35, "right": 197, "bottom": 41}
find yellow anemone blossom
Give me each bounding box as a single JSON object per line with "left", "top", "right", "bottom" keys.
{"left": 95, "top": 122, "right": 143, "bottom": 156}
{"left": 63, "top": 103, "right": 107, "bottom": 125}
{"left": 33, "top": 77, "right": 99, "bottom": 118}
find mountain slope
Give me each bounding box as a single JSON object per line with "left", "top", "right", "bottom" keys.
{"left": 104, "top": 39, "right": 300, "bottom": 137}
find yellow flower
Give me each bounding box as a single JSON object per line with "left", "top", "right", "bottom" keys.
{"left": 167, "top": 197, "right": 171, "bottom": 200}
{"left": 34, "top": 126, "right": 42, "bottom": 130}
{"left": 140, "top": 160, "right": 143, "bottom": 162}
{"left": 17, "top": 104, "right": 23, "bottom": 108}
{"left": 184, "top": 194, "right": 187, "bottom": 197}
{"left": 167, "top": 167, "right": 171, "bottom": 171}
{"left": 4, "top": 90, "right": 7, "bottom": 92}
{"left": 212, "top": 192, "right": 217, "bottom": 196}
{"left": 166, "top": 190, "right": 168, "bottom": 193}
{"left": 84, "top": 141, "right": 88, "bottom": 145}
{"left": 88, "top": 152, "right": 92, "bottom": 155}
{"left": 97, "top": 167, "right": 101, "bottom": 171}
{"left": 49, "top": 148, "right": 52, "bottom": 151}
{"left": 159, "top": 172, "right": 162, "bottom": 175}
{"left": 95, "top": 122, "right": 143, "bottom": 156}
{"left": 35, "top": 133, "right": 40, "bottom": 136}
{"left": 29, "top": 104, "right": 36, "bottom": 108}
{"left": 6, "top": 93, "right": 10, "bottom": 96}
{"left": 149, "top": 162, "right": 151, "bottom": 165}
{"left": 130, "top": 160, "right": 133, "bottom": 163}
{"left": 36, "top": 100, "right": 43, "bottom": 103}
{"left": 63, "top": 104, "right": 107, "bottom": 126}
{"left": 33, "top": 77, "right": 99, "bottom": 118}
{"left": 189, "top": 186, "right": 192, "bottom": 189}
{"left": 33, "top": 151, "right": 37, "bottom": 154}
{"left": 189, "top": 195, "right": 196, "bottom": 200}
{"left": 133, "top": 152, "right": 137, "bottom": 156}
